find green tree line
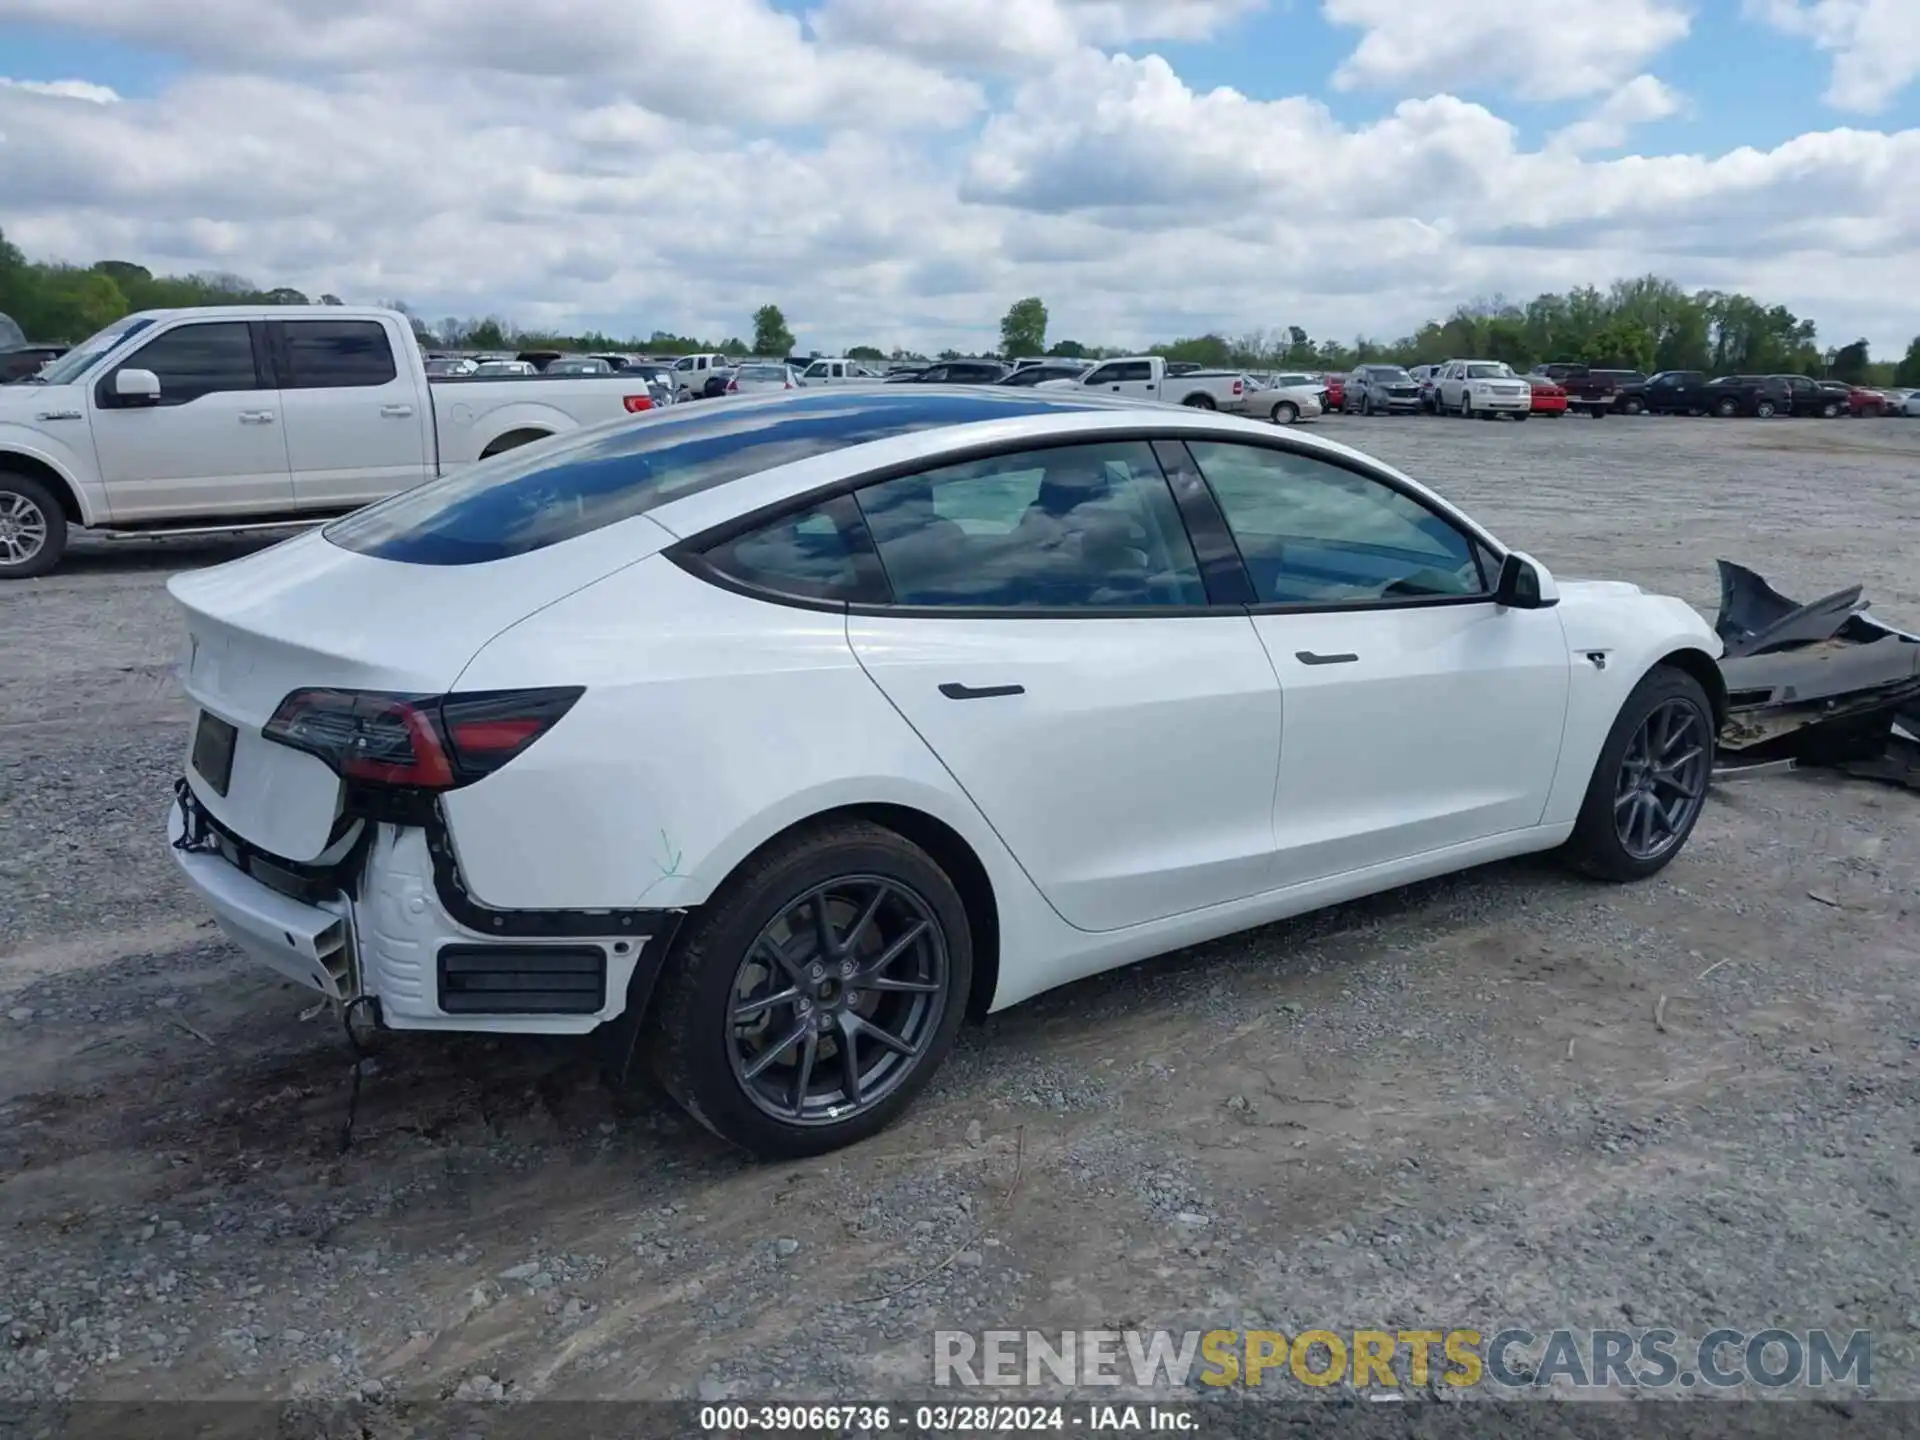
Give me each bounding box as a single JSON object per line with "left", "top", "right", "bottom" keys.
{"left": 5, "top": 229, "right": 1917, "bottom": 386}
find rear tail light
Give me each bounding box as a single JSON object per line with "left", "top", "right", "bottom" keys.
{"left": 623, "top": 394, "right": 653, "bottom": 412}
{"left": 264, "top": 687, "right": 583, "bottom": 793}
{"left": 1232, "top": 380, "right": 1244, "bottom": 396}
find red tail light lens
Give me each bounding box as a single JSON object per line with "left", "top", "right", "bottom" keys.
{"left": 265, "top": 687, "right": 583, "bottom": 791}
{"left": 1232, "top": 380, "right": 1243, "bottom": 396}
{"left": 623, "top": 394, "right": 653, "bottom": 413}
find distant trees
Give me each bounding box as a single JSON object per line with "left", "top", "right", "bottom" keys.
{"left": 999, "top": 297, "right": 1047, "bottom": 357}
{"left": 1898, "top": 337, "right": 1920, "bottom": 387}
{"left": 0, "top": 230, "right": 1897, "bottom": 385}
{"left": 751, "top": 303, "right": 796, "bottom": 358}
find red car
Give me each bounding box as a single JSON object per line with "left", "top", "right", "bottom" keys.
{"left": 1527, "top": 376, "right": 1568, "bottom": 415}
{"left": 1323, "top": 374, "right": 1346, "bottom": 411}
{"left": 1849, "top": 387, "right": 1888, "bottom": 417}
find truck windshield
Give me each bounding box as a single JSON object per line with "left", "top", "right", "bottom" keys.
{"left": 31, "top": 317, "right": 156, "bottom": 385}
{"left": 1465, "top": 364, "right": 1512, "bottom": 379}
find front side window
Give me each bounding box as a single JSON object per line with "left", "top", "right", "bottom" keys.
{"left": 1186, "top": 442, "right": 1487, "bottom": 606}
{"left": 115, "top": 322, "right": 261, "bottom": 405}
{"left": 854, "top": 441, "right": 1207, "bottom": 609}
{"left": 281, "top": 320, "right": 398, "bottom": 388}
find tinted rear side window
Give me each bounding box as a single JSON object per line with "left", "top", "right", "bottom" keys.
{"left": 698, "top": 495, "right": 888, "bottom": 604}
{"left": 323, "top": 390, "right": 1103, "bottom": 565}
{"left": 281, "top": 321, "right": 398, "bottom": 388}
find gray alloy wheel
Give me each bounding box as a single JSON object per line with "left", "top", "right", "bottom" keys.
{"left": 1270, "top": 401, "right": 1298, "bottom": 425}
{"left": 1612, "top": 698, "right": 1711, "bottom": 862}
{"left": 726, "top": 875, "right": 950, "bottom": 1129}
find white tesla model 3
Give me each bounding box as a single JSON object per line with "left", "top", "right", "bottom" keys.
{"left": 166, "top": 388, "right": 1723, "bottom": 1156}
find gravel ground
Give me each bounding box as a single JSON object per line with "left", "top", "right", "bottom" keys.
{"left": 2, "top": 414, "right": 1917, "bottom": 1410}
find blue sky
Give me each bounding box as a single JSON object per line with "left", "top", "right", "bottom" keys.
{"left": 1, "top": 0, "right": 1916, "bottom": 355}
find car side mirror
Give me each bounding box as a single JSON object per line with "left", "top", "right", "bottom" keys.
{"left": 114, "top": 368, "right": 161, "bottom": 406}
{"left": 1494, "top": 550, "right": 1559, "bottom": 609}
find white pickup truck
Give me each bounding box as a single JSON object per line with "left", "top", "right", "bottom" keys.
{"left": 1039, "top": 355, "right": 1248, "bottom": 409}
{"left": 0, "top": 305, "right": 663, "bottom": 578}
{"left": 796, "top": 357, "right": 886, "bottom": 386}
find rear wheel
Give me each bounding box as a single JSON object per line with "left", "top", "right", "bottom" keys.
{"left": 1270, "top": 401, "right": 1299, "bottom": 425}
{"left": 1564, "top": 667, "right": 1714, "bottom": 882}
{"left": 643, "top": 820, "right": 972, "bottom": 1158}
{"left": 0, "top": 472, "right": 67, "bottom": 580}
{"left": 1755, "top": 399, "right": 1778, "bottom": 419}
{"left": 1182, "top": 394, "right": 1216, "bottom": 410}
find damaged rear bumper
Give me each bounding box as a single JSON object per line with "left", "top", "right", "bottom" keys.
{"left": 1713, "top": 561, "right": 1920, "bottom": 786}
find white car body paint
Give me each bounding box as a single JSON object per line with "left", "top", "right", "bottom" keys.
{"left": 164, "top": 393, "right": 1723, "bottom": 1038}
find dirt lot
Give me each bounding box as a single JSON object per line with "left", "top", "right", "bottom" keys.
{"left": 2, "top": 414, "right": 1918, "bottom": 1406}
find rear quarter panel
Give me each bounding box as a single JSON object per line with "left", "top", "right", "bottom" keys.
{"left": 441, "top": 556, "right": 1029, "bottom": 919}
{"left": 432, "top": 380, "right": 642, "bottom": 466}
{"left": 1539, "top": 583, "right": 1722, "bottom": 825}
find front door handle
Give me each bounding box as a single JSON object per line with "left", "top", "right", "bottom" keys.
{"left": 380, "top": 403, "right": 415, "bottom": 417}
{"left": 237, "top": 410, "right": 276, "bottom": 424}
{"left": 939, "top": 682, "right": 1025, "bottom": 700}
{"left": 1295, "top": 651, "right": 1358, "bottom": 666}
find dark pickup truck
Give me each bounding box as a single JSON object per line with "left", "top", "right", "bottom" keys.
{"left": 1529, "top": 362, "right": 1647, "bottom": 416}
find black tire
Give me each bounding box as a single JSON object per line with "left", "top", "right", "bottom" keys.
{"left": 1714, "top": 396, "right": 1741, "bottom": 418}
{"left": 1820, "top": 401, "right": 1841, "bottom": 419}
{"left": 1270, "top": 401, "right": 1298, "bottom": 425}
{"left": 1513, "top": 412, "right": 1529, "bottom": 422}
{"left": 1755, "top": 399, "right": 1777, "bottom": 419}
{"left": 643, "top": 819, "right": 972, "bottom": 1158}
{"left": 1461, "top": 394, "right": 1474, "bottom": 420}
{"left": 1182, "top": 394, "right": 1216, "bottom": 410}
{"left": 0, "top": 471, "right": 68, "bottom": 580}
{"left": 1589, "top": 405, "right": 1606, "bottom": 419}
{"left": 1563, "top": 666, "right": 1715, "bottom": 883}
{"left": 1621, "top": 396, "right": 1645, "bottom": 415}
{"left": 1362, "top": 394, "right": 1375, "bottom": 417}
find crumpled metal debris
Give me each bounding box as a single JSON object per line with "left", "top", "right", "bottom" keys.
{"left": 1714, "top": 560, "right": 1920, "bottom": 788}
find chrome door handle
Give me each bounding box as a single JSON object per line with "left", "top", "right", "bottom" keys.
{"left": 237, "top": 411, "right": 276, "bottom": 424}
{"left": 380, "top": 404, "right": 415, "bottom": 417}
{"left": 1295, "top": 651, "right": 1358, "bottom": 666}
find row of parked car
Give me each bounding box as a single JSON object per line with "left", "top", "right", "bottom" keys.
{"left": 398, "top": 346, "right": 1920, "bottom": 426}
{"left": 1352, "top": 360, "right": 1920, "bottom": 421}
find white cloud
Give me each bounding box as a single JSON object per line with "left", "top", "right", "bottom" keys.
{"left": 1745, "top": 0, "right": 1920, "bottom": 112}
{"left": 0, "top": 0, "right": 979, "bottom": 127}
{"left": 1549, "top": 75, "right": 1684, "bottom": 154}
{"left": 0, "top": 76, "right": 120, "bottom": 103}
{"left": 806, "top": 0, "right": 1265, "bottom": 69}
{"left": 0, "top": 2, "right": 1916, "bottom": 357}
{"left": 1324, "top": 0, "right": 1691, "bottom": 101}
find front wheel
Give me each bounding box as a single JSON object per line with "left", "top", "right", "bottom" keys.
{"left": 1564, "top": 666, "right": 1714, "bottom": 882}
{"left": 642, "top": 820, "right": 972, "bottom": 1158}
{"left": 1512, "top": 412, "right": 1529, "bottom": 422}
{"left": 1714, "top": 397, "right": 1741, "bottom": 418}
{"left": 1461, "top": 394, "right": 1474, "bottom": 420}
{"left": 1621, "top": 397, "right": 1645, "bottom": 415}
{"left": 0, "top": 472, "right": 67, "bottom": 580}
{"left": 1820, "top": 401, "right": 1841, "bottom": 418}
{"left": 1271, "top": 401, "right": 1299, "bottom": 425}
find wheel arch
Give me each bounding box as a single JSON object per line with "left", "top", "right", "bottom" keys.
{"left": 695, "top": 800, "right": 1004, "bottom": 1023}
{"left": 0, "top": 445, "right": 89, "bottom": 525}
{"left": 479, "top": 425, "right": 556, "bottom": 459}
{"left": 1645, "top": 644, "right": 1727, "bottom": 731}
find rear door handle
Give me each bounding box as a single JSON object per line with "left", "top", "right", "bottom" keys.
{"left": 1295, "top": 651, "right": 1358, "bottom": 666}
{"left": 237, "top": 410, "right": 275, "bottom": 424}
{"left": 939, "top": 682, "right": 1025, "bottom": 700}
{"left": 380, "top": 403, "right": 415, "bottom": 417}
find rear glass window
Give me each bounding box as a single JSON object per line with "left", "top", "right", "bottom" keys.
{"left": 323, "top": 390, "right": 1103, "bottom": 565}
